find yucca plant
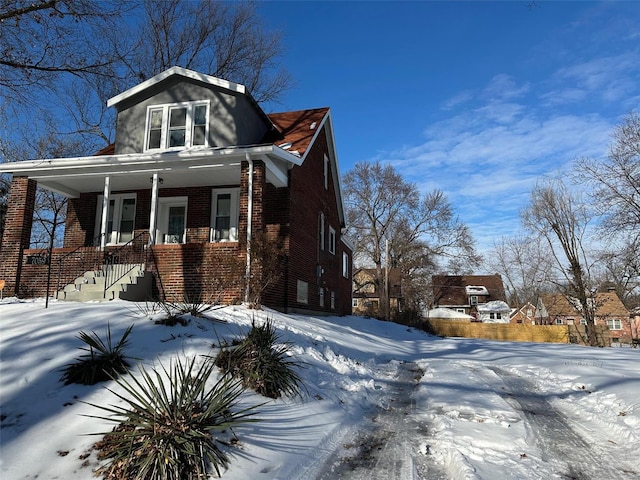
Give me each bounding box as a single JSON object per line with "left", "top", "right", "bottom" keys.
{"left": 87, "top": 357, "right": 259, "bottom": 480}
{"left": 216, "top": 318, "right": 306, "bottom": 399}
{"left": 61, "top": 324, "right": 134, "bottom": 385}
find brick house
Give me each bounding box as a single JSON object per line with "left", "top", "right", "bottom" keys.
{"left": 431, "top": 274, "right": 509, "bottom": 320}
{"left": 536, "top": 292, "right": 631, "bottom": 344}
{"left": 0, "top": 67, "right": 353, "bottom": 315}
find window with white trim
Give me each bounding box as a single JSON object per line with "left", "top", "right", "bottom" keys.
{"left": 489, "top": 313, "right": 502, "bottom": 320}
{"left": 342, "top": 251, "right": 349, "bottom": 278}
{"left": 329, "top": 226, "right": 336, "bottom": 255}
{"left": 319, "top": 287, "right": 325, "bottom": 307}
{"left": 330, "top": 291, "right": 335, "bottom": 310}
{"left": 145, "top": 101, "right": 209, "bottom": 151}
{"left": 352, "top": 298, "right": 358, "bottom": 308}
{"left": 323, "top": 154, "right": 329, "bottom": 190}
{"left": 95, "top": 193, "right": 137, "bottom": 245}
{"left": 297, "top": 280, "right": 308, "bottom": 304}
{"left": 606, "top": 319, "right": 622, "bottom": 330}
{"left": 319, "top": 212, "right": 325, "bottom": 251}
{"left": 210, "top": 188, "right": 239, "bottom": 242}
{"left": 555, "top": 318, "right": 564, "bottom": 325}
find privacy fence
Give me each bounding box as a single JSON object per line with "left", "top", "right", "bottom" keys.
{"left": 422, "top": 318, "right": 610, "bottom": 347}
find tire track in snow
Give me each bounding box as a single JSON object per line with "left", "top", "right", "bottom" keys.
{"left": 314, "top": 361, "right": 446, "bottom": 480}
{"left": 485, "top": 366, "right": 635, "bottom": 480}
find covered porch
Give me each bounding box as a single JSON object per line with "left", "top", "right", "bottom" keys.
{"left": 0, "top": 145, "right": 297, "bottom": 301}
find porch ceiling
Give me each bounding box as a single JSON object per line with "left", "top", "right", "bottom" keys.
{"left": 0, "top": 145, "right": 296, "bottom": 197}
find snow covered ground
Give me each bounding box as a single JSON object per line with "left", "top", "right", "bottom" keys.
{"left": 1, "top": 298, "right": 638, "bottom": 479}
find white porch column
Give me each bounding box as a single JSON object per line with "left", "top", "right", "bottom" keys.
{"left": 100, "top": 176, "right": 111, "bottom": 249}
{"left": 149, "top": 173, "right": 160, "bottom": 245}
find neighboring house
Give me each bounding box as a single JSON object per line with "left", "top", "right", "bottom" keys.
{"left": 510, "top": 302, "right": 537, "bottom": 325}
{"left": 536, "top": 292, "right": 631, "bottom": 344}
{"left": 0, "top": 67, "right": 352, "bottom": 315}
{"left": 476, "top": 300, "right": 511, "bottom": 323}
{"left": 431, "top": 274, "right": 508, "bottom": 320}
{"left": 352, "top": 267, "right": 402, "bottom": 317}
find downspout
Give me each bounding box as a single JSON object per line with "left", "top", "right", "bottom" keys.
{"left": 244, "top": 153, "right": 253, "bottom": 303}
{"left": 100, "top": 176, "right": 111, "bottom": 249}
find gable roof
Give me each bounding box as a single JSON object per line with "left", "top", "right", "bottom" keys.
{"left": 106, "top": 66, "right": 247, "bottom": 108}
{"left": 432, "top": 275, "right": 507, "bottom": 306}
{"left": 266, "top": 108, "right": 329, "bottom": 159}
{"left": 539, "top": 292, "right": 629, "bottom": 318}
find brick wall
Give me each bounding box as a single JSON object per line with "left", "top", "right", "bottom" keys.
{"left": 0, "top": 177, "right": 37, "bottom": 296}
{"left": 283, "top": 126, "right": 352, "bottom": 315}
{"left": 148, "top": 243, "right": 244, "bottom": 304}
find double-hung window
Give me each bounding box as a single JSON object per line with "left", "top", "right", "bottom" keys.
{"left": 145, "top": 101, "right": 209, "bottom": 151}
{"left": 606, "top": 319, "right": 622, "bottom": 330}
{"left": 328, "top": 226, "right": 336, "bottom": 255}
{"left": 211, "top": 188, "right": 239, "bottom": 242}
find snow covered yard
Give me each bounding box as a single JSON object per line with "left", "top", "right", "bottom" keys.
{"left": 1, "top": 298, "right": 638, "bottom": 479}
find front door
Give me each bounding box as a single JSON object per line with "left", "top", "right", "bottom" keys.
{"left": 157, "top": 197, "right": 187, "bottom": 244}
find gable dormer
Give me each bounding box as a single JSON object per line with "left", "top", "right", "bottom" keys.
{"left": 107, "top": 67, "right": 276, "bottom": 154}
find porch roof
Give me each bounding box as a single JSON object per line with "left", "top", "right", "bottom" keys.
{"left": 0, "top": 144, "right": 298, "bottom": 198}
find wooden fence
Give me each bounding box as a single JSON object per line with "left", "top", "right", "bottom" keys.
{"left": 422, "top": 318, "right": 610, "bottom": 347}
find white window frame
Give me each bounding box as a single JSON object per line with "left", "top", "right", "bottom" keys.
{"left": 470, "top": 295, "right": 478, "bottom": 305}
{"left": 297, "top": 280, "right": 309, "bottom": 304}
{"left": 319, "top": 287, "right": 325, "bottom": 307}
{"left": 328, "top": 226, "right": 336, "bottom": 255}
{"left": 606, "top": 319, "right": 622, "bottom": 330}
{"left": 157, "top": 197, "right": 188, "bottom": 244}
{"left": 352, "top": 298, "right": 358, "bottom": 308}
{"left": 555, "top": 318, "right": 564, "bottom": 325}
{"left": 331, "top": 291, "right": 335, "bottom": 310}
{"left": 144, "top": 100, "right": 210, "bottom": 152}
{"left": 95, "top": 193, "right": 137, "bottom": 245}
{"left": 323, "top": 154, "right": 329, "bottom": 190}
{"left": 210, "top": 188, "right": 239, "bottom": 242}
{"left": 342, "top": 251, "right": 349, "bottom": 278}
{"left": 319, "top": 212, "right": 325, "bottom": 251}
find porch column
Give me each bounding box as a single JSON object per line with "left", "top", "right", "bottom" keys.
{"left": 149, "top": 173, "right": 160, "bottom": 245}
{"left": 0, "top": 176, "right": 37, "bottom": 297}
{"left": 99, "top": 176, "right": 111, "bottom": 249}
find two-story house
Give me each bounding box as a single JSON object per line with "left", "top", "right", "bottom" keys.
{"left": 431, "top": 274, "right": 509, "bottom": 321}
{"left": 0, "top": 67, "right": 352, "bottom": 315}
{"left": 536, "top": 291, "right": 631, "bottom": 344}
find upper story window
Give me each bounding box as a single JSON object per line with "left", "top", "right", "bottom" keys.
{"left": 324, "top": 154, "right": 329, "bottom": 190}
{"left": 328, "top": 226, "right": 336, "bottom": 255}
{"left": 145, "top": 101, "right": 209, "bottom": 151}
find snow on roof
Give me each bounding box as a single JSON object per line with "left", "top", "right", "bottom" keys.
{"left": 426, "top": 308, "right": 474, "bottom": 319}
{"left": 465, "top": 285, "right": 489, "bottom": 295}
{"left": 476, "top": 300, "right": 511, "bottom": 313}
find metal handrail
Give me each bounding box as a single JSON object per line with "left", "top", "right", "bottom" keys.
{"left": 55, "top": 234, "right": 105, "bottom": 299}
{"left": 103, "top": 232, "right": 147, "bottom": 298}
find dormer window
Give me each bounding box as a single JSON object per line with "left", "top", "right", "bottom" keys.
{"left": 145, "top": 101, "right": 209, "bottom": 151}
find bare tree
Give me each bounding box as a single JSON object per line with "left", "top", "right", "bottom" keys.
{"left": 487, "top": 234, "right": 554, "bottom": 307}
{"left": 593, "top": 236, "right": 640, "bottom": 308}
{"left": 0, "top": 0, "right": 126, "bottom": 100}
{"left": 344, "top": 161, "right": 480, "bottom": 319}
{"left": 574, "top": 112, "right": 640, "bottom": 233}
{"left": 522, "top": 177, "right": 600, "bottom": 346}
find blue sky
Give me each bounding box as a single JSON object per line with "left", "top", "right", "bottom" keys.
{"left": 257, "top": 1, "right": 640, "bottom": 253}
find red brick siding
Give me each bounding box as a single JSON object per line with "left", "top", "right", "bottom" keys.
{"left": 0, "top": 177, "right": 37, "bottom": 296}
{"left": 148, "top": 243, "right": 244, "bottom": 304}
{"left": 285, "top": 125, "right": 351, "bottom": 315}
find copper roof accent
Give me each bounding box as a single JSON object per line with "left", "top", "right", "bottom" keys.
{"left": 432, "top": 275, "right": 507, "bottom": 306}
{"left": 94, "top": 144, "right": 115, "bottom": 156}
{"left": 266, "top": 108, "right": 329, "bottom": 158}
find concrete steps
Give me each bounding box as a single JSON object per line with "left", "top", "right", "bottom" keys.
{"left": 57, "top": 264, "right": 152, "bottom": 302}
